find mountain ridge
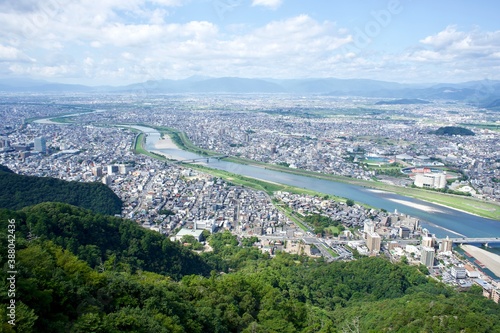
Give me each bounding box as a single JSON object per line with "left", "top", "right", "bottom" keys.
{"left": 1, "top": 76, "right": 499, "bottom": 104}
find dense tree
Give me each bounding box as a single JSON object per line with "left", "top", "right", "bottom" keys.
{"left": 1, "top": 203, "right": 499, "bottom": 332}
{"left": 0, "top": 165, "right": 122, "bottom": 215}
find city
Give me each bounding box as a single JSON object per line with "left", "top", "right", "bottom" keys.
{"left": 1, "top": 93, "right": 499, "bottom": 305}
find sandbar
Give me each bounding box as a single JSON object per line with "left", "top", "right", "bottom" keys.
{"left": 154, "top": 135, "right": 178, "bottom": 149}
{"left": 461, "top": 244, "right": 500, "bottom": 278}
{"left": 387, "top": 198, "right": 445, "bottom": 213}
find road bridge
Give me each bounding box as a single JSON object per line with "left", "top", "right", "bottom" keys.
{"left": 173, "top": 155, "right": 228, "bottom": 164}
{"left": 437, "top": 237, "right": 500, "bottom": 247}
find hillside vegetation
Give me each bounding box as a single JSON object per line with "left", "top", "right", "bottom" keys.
{"left": 0, "top": 165, "right": 122, "bottom": 215}
{"left": 1, "top": 202, "right": 500, "bottom": 332}
{"left": 432, "top": 126, "right": 475, "bottom": 136}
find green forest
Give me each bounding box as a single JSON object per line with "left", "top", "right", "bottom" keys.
{"left": 1, "top": 202, "right": 500, "bottom": 332}
{"left": 0, "top": 165, "right": 122, "bottom": 215}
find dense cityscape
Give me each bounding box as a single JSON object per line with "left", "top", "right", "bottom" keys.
{"left": 1, "top": 93, "right": 499, "bottom": 308}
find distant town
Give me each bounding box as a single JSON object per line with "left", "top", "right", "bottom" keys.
{"left": 1, "top": 93, "right": 499, "bottom": 303}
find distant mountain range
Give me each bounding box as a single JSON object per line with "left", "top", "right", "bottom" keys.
{"left": 1, "top": 76, "right": 500, "bottom": 107}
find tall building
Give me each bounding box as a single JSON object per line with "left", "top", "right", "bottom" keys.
{"left": 0, "top": 138, "right": 10, "bottom": 148}
{"left": 107, "top": 165, "right": 119, "bottom": 175}
{"left": 102, "top": 175, "right": 112, "bottom": 186}
{"left": 421, "top": 236, "right": 434, "bottom": 248}
{"left": 92, "top": 166, "right": 103, "bottom": 177}
{"left": 366, "top": 232, "right": 381, "bottom": 254}
{"left": 34, "top": 136, "right": 47, "bottom": 153}
{"left": 420, "top": 246, "right": 435, "bottom": 267}
{"left": 118, "top": 164, "right": 133, "bottom": 175}
{"left": 364, "top": 220, "right": 375, "bottom": 235}
{"left": 440, "top": 236, "right": 453, "bottom": 253}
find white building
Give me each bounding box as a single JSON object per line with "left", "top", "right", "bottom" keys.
{"left": 451, "top": 266, "right": 467, "bottom": 279}
{"left": 421, "top": 246, "right": 435, "bottom": 267}
{"left": 34, "top": 136, "right": 47, "bottom": 153}
{"left": 414, "top": 172, "right": 447, "bottom": 189}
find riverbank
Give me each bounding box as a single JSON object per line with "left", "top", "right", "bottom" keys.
{"left": 461, "top": 245, "right": 500, "bottom": 278}
{"left": 152, "top": 126, "right": 500, "bottom": 221}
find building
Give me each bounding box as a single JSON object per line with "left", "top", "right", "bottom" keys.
{"left": 172, "top": 228, "right": 204, "bottom": 242}
{"left": 119, "top": 164, "right": 133, "bottom": 175}
{"left": 421, "top": 236, "right": 434, "bottom": 248}
{"left": 0, "top": 138, "right": 10, "bottom": 148}
{"left": 474, "top": 279, "right": 494, "bottom": 300}
{"left": 440, "top": 236, "right": 453, "bottom": 253}
{"left": 102, "top": 175, "right": 112, "bottom": 186}
{"left": 414, "top": 172, "right": 447, "bottom": 189}
{"left": 366, "top": 232, "right": 381, "bottom": 254}
{"left": 34, "top": 136, "right": 47, "bottom": 153}
{"left": 493, "top": 288, "right": 500, "bottom": 304}
{"left": 107, "top": 165, "right": 119, "bottom": 175}
{"left": 92, "top": 166, "right": 103, "bottom": 177}
{"left": 363, "top": 220, "right": 375, "bottom": 235}
{"left": 450, "top": 266, "right": 467, "bottom": 279}
{"left": 399, "top": 226, "right": 411, "bottom": 239}
{"left": 420, "top": 246, "right": 435, "bottom": 267}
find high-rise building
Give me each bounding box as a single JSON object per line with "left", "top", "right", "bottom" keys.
{"left": 364, "top": 220, "right": 375, "bottom": 235}
{"left": 34, "top": 136, "right": 47, "bottom": 153}
{"left": 102, "top": 175, "right": 112, "bottom": 186}
{"left": 118, "top": 164, "right": 133, "bottom": 175}
{"left": 421, "top": 236, "right": 434, "bottom": 248}
{"left": 440, "top": 236, "right": 453, "bottom": 253}
{"left": 107, "top": 165, "right": 119, "bottom": 175}
{"left": 420, "top": 246, "right": 435, "bottom": 267}
{"left": 92, "top": 166, "right": 103, "bottom": 177}
{"left": 366, "top": 232, "right": 381, "bottom": 253}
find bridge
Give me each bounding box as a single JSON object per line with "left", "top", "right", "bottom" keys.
{"left": 437, "top": 237, "right": 500, "bottom": 247}
{"left": 173, "top": 155, "right": 228, "bottom": 164}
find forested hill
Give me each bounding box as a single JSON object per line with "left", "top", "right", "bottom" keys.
{"left": 1, "top": 203, "right": 500, "bottom": 332}
{"left": 2, "top": 202, "right": 211, "bottom": 278}
{"left": 432, "top": 126, "right": 475, "bottom": 136}
{"left": 0, "top": 165, "right": 122, "bottom": 215}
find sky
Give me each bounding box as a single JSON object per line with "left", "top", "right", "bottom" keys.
{"left": 1, "top": 0, "right": 500, "bottom": 86}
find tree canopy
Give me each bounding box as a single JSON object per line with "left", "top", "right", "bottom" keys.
{"left": 1, "top": 200, "right": 499, "bottom": 332}
{"left": 0, "top": 165, "right": 122, "bottom": 215}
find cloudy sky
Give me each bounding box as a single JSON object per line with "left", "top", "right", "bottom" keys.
{"left": 1, "top": 0, "right": 500, "bottom": 85}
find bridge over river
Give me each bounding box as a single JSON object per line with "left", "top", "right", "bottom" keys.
{"left": 437, "top": 237, "right": 500, "bottom": 247}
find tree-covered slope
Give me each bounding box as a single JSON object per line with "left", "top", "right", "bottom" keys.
{"left": 1, "top": 206, "right": 499, "bottom": 332}
{"left": 1, "top": 203, "right": 211, "bottom": 278}
{"left": 0, "top": 165, "right": 122, "bottom": 215}
{"left": 432, "top": 126, "right": 475, "bottom": 136}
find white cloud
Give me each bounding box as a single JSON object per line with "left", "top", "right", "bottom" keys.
{"left": 251, "top": 0, "right": 283, "bottom": 10}
{"left": 409, "top": 26, "right": 500, "bottom": 64}
{"left": 149, "top": 0, "right": 188, "bottom": 6}
{"left": 0, "top": 45, "right": 32, "bottom": 62}
{"left": 1, "top": 2, "right": 500, "bottom": 85}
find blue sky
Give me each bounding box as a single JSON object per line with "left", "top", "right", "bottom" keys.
{"left": 1, "top": 0, "right": 500, "bottom": 85}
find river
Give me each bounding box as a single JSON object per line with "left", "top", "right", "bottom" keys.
{"left": 130, "top": 125, "right": 500, "bottom": 239}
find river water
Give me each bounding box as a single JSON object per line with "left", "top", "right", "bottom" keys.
{"left": 132, "top": 125, "right": 500, "bottom": 239}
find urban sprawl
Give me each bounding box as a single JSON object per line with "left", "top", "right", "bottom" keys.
{"left": 1, "top": 93, "right": 499, "bottom": 303}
